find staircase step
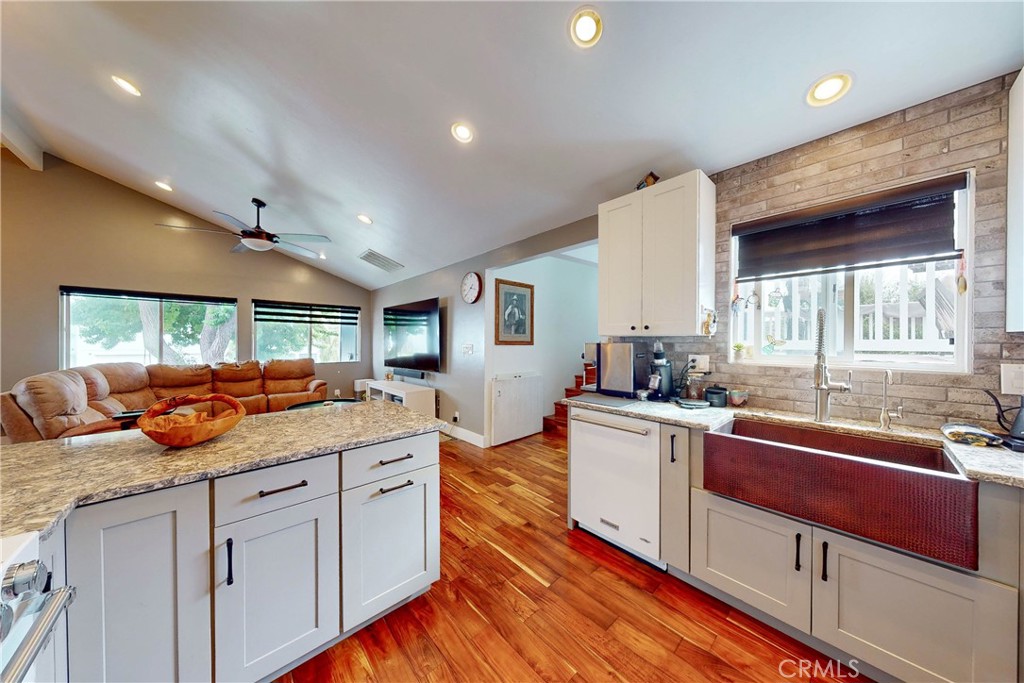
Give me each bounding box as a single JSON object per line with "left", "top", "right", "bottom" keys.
{"left": 584, "top": 364, "right": 597, "bottom": 386}
{"left": 574, "top": 374, "right": 584, "bottom": 389}
{"left": 564, "top": 387, "right": 583, "bottom": 398}
{"left": 543, "top": 414, "right": 567, "bottom": 437}
{"left": 554, "top": 402, "right": 567, "bottom": 419}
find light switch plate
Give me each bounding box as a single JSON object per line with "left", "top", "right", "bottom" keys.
{"left": 1001, "top": 363, "right": 1024, "bottom": 395}
{"left": 462, "top": 343, "right": 474, "bottom": 356}
{"left": 688, "top": 354, "right": 710, "bottom": 373}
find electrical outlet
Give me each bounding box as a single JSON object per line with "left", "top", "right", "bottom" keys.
{"left": 453, "top": 411, "right": 460, "bottom": 423}
{"left": 334, "top": 389, "right": 342, "bottom": 398}
{"left": 1001, "top": 363, "right": 1024, "bottom": 395}
{"left": 688, "top": 354, "right": 710, "bottom": 373}
{"left": 462, "top": 343, "right": 474, "bottom": 356}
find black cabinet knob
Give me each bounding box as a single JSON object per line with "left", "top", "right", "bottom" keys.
{"left": 630, "top": 325, "right": 636, "bottom": 331}
{"left": 643, "top": 325, "right": 650, "bottom": 330}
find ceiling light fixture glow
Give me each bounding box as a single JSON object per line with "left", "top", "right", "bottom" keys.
{"left": 154, "top": 181, "right": 173, "bottom": 192}
{"left": 807, "top": 73, "right": 852, "bottom": 107}
{"left": 451, "top": 122, "right": 474, "bottom": 143}
{"left": 111, "top": 75, "right": 141, "bottom": 97}
{"left": 570, "top": 7, "right": 603, "bottom": 48}
{"left": 356, "top": 213, "right": 373, "bottom": 225}
{"left": 319, "top": 253, "right": 327, "bottom": 260}
{"left": 240, "top": 238, "right": 275, "bottom": 252}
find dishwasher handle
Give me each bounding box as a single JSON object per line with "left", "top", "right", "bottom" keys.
{"left": 570, "top": 414, "right": 650, "bottom": 437}
{"left": 1, "top": 586, "right": 76, "bottom": 683}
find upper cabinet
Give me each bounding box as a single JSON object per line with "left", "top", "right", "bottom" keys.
{"left": 598, "top": 169, "right": 717, "bottom": 337}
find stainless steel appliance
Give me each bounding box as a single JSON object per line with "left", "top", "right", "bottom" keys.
{"left": 596, "top": 343, "right": 647, "bottom": 398}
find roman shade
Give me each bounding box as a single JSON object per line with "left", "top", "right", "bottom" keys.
{"left": 253, "top": 300, "right": 359, "bottom": 326}
{"left": 732, "top": 173, "right": 967, "bottom": 282}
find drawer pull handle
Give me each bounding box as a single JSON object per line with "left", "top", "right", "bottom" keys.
{"left": 380, "top": 479, "right": 415, "bottom": 495}
{"left": 226, "top": 538, "right": 234, "bottom": 586}
{"left": 258, "top": 479, "right": 309, "bottom": 498}
{"left": 794, "top": 533, "right": 802, "bottom": 572}
{"left": 599, "top": 517, "right": 620, "bottom": 531}
{"left": 570, "top": 414, "right": 649, "bottom": 436}
{"left": 821, "top": 541, "right": 829, "bottom": 582}
{"left": 379, "top": 453, "right": 415, "bottom": 467}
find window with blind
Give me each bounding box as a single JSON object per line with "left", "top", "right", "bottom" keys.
{"left": 730, "top": 173, "right": 970, "bottom": 370}
{"left": 60, "top": 286, "right": 237, "bottom": 367}
{"left": 253, "top": 300, "right": 360, "bottom": 363}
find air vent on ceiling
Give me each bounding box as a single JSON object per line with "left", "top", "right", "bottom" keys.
{"left": 359, "top": 249, "right": 404, "bottom": 273}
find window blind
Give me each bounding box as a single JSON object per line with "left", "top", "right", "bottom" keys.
{"left": 252, "top": 300, "right": 360, "bottom": 326}
{"left": 732, "top": 173, "right": 967, "bottom": 282}
{"left": 59, "top": 285, "right": 236, "bottom": 306}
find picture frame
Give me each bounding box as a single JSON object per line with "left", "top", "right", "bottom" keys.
{"left": 494, "top": 278, "right": 534, "bottom": 345}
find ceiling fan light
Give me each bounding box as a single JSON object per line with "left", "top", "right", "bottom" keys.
{"left": 241, "top": 237, "right": 274, "bottom": 251}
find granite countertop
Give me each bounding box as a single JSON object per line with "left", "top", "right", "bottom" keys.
{"left": 563, "top": 396, "right": 1023, "bottom": 489}
{"left": 0, "top": 400, "right": 444, "bottom": 539}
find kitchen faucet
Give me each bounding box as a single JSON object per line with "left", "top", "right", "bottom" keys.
{"left": 879, "top": 368, "right": 903, "bottom": 430}
{"left": 813, "top": 308, "right": 851, "bottom": 423}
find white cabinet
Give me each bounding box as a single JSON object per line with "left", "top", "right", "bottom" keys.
{"left": 341, "top": 434, "right": 440, "bottom": 631}
{"left": 691, "top": 489, "right": 1019, "bottom": 683}
{"left": 598, "top": 169, "right": 716, "bottom": 337}
{"left": 212, "top": 456, "right": 340, "bottom": 683}
{"left": 364, "top": 380, "right": 435, "bottom": 418}
{"left": 568, "top": 408, "right": 662, "bottom": 564}
{"left": 66, "top": 482, "right": 211, "bottom": 683}
{"left": 34, "top": 520, "right": 68, "bottom": 683}
{"left": 660, "top": 425, "right": 690, "bottom": 571}
{"left": 813, "top": 528, "right": 1017, "bottom": 683}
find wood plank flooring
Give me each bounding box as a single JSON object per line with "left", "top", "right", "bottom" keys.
{"left": 279, "top": 432, "right": 869, "bottom": 683}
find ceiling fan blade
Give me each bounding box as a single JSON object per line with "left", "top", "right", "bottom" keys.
{"left": 230, "top": 242, "right": 250, "bottom": 253}
{"left": 275, "top": 233, "right": 331, "bottom": 243}
{"left": 276, "top": 240, "right": 321, "bottom": 259}
{"left": 156, "top": 223, "right": 235, "bottom": 236}
{"left": 212, "top": 210, "right": 254, "bottom": 233}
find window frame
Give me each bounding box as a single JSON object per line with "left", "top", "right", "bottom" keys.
{"left": 729, "top": 175, "right": 973, "bottom": 374}
{"left": 251, "top": 299, "right": 361, "bottom": 364}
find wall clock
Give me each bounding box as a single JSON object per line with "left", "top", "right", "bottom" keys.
{"left": 460, "top": 271, "right": 482, "bottom": 304}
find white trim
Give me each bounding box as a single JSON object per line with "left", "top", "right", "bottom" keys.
{"left": 448, "top": 424, "right": 486, "bottom": 448}
{"left": 0, "top": 108, "right": 44, "bottom": 171}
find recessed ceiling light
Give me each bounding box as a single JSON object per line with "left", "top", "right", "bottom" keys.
{"left": 154, "top": 181, "right": 173, "bottom": 192}
{"left": 111, "top": 75, "right": 141, "bottom": 97}
{"left": 319, "top": 253, "right": 327, "bottom": 260}
{"left": 807, "top": 73, "right": 852, "bottom": 107}
{"left": 451, "top": 122, "right": 474, "bottom": 144}
{"left": 570, "top": 7, "right": 603, "bottom": 48}
{"left": 356, "top": 213, "right": 373, "bottom": 225}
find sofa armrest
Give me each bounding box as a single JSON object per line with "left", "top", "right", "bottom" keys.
{"left": 307, "top": 379, "right": 327, "bottom": 394}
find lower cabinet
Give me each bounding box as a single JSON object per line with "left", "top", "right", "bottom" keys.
{"left": 660, "top": 425, "right": 690, "bottom": 571}
{"left": 341, "top": 465, "right": 440, "bottom": 631}
{"left": 66, "top": 482, "right": 211, "bottom": 682}
{"left": 691, "top": 489, "right": 1019, "bottom": 682}
{"left": 213, "top": 494, "right": 340, "bottom": 683}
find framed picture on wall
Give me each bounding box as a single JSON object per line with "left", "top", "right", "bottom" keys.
{"left": 495, "top": 278, "right": 534, "bottom": 345}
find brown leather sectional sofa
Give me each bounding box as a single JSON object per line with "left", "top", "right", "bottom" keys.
{"left": 0, "top": 358, "right": 327, "bottom": 443}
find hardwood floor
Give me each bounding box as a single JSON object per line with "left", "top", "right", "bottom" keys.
{"left": 280, "top": 432, "right": 868, "bottom": 683}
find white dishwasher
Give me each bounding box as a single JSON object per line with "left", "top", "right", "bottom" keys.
{"left": 568, "top": 407, "right": 663, "bottom": 566}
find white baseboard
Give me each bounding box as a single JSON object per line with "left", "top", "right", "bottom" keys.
{"left": 448, "top": 424, "right": 486, "bottom": 448}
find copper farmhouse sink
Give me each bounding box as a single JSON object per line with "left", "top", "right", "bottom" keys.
{"left": 703, "top": 419, "right": 979, "bottom": 569}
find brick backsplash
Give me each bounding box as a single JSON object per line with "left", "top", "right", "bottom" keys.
{"left": 617, "top": 72, "right": 1022, "bottom": 435}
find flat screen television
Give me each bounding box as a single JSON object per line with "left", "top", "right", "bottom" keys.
{"left": 383, "top": 297, "right": 442, "bottom": 372}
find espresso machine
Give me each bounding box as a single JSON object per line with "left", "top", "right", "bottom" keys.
{"left": 648, "top": 340, "right": 674, "bottom": 401}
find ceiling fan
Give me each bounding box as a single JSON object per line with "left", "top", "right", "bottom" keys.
{"left": 157, "top": 197, "right": 330, "bottom": 259}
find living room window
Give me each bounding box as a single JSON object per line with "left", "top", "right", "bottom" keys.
{"left": 730, "top": 172, "right": 971, "bottom": 372}
{"left": 253, "top": 300, "right": 360, "bottom": 363}
{"left": 60, "top": 286, "right": 237, "bottom": 367}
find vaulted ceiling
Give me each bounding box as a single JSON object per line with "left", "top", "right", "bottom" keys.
{"left": 3, "top": 2, "right": 1021, "bottom": 289}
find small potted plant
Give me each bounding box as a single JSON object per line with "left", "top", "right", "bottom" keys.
{"left": 732, "top": 342, "right": 745, "bottom": 359}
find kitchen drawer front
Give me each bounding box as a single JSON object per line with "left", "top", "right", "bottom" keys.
{"left": 342, "top": 432, "right": 438, "bottom": 491}
{"left": 214, "top": 454, "right": 338, "bottom": 527}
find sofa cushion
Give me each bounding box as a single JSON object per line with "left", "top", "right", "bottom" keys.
{"left": 94, "top": 363, "right": 157, "bottom": 410}
{"left": 213, "top": 361, "right": 263, "bottom": 398}
{"left": 70, "top": 365, "right": 126, "bottom": 417}
{"left": 263, "top": 358, "right": 317, "bottom": 395}
{"left": 11, "top": 370, "right": 107, "bottom": 440}
{"left": 268, "top": 391, "right": 320, "bottom": 412}
{"left": 147, "top": 364, "right": 213, "bottom": 399}
{"left": 235, "top": 394, "right": 268, "bottom": 415}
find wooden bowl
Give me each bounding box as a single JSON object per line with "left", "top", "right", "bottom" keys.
{"left": 138, "top": 393, "right": 246, "bottom": 448}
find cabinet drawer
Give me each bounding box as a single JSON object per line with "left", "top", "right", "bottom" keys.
{"left": 342, "top": 432, "right": 438, "bottom": 491}
{"left": 214, "top": 455, "right": 338, "bottom": 527}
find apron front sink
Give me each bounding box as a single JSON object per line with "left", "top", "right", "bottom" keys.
{"left": 703, "top": 418, "right": 979, "bottom": 569}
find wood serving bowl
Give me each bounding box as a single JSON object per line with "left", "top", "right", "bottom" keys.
{"left": 137, "top": 393, "right": 246, "bottom": 448}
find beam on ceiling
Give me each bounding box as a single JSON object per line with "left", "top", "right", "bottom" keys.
{"left": 0, "top": 110, "right": 44, "bottom": 171}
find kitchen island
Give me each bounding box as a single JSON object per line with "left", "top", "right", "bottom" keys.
{"left": 0, "top": 400, "right": 443, "bottom": 682}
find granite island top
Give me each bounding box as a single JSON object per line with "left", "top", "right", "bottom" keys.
{"left": 563, "top": 396, "right": 1023, "bottom": 489}
{"left": 1, "top": 400, "right": 444, "bottom": 539}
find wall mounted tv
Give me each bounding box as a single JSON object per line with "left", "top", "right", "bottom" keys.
{"left": 383, "top": 297, "right": 442, "bottom": 373}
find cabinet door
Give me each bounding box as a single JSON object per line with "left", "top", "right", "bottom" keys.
{"left": 597, "top": 192, "right": 644, "bottom": 336}
{"left": 812, "top": 529, "right": 1018, "bottom": 683}
{"left": 641, "top": 172, "right": 703, "bottom": 336}
{"left": 214, "top": 494, "right": 340, "bottom": 683}
{"left": 690, "top": 489, "right": 812, "bottom": 632}
{"left": 569, "top": 409, "right": 661, "bottom": 563}
{"left": 342, "top": 465, "right": 439, "bottom": 631}
{"left": 660, "top": 426, "right": 690, "bottom": 571}
{"left": 66, "top": 482, "right": 211, "bottom": 683}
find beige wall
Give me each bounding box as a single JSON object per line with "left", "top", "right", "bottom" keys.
{"left": 626, "top": 73, "right": 1021, "bottom": 434}
{"left": 1, "top": 150, "right": 373, "bottom": 394}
